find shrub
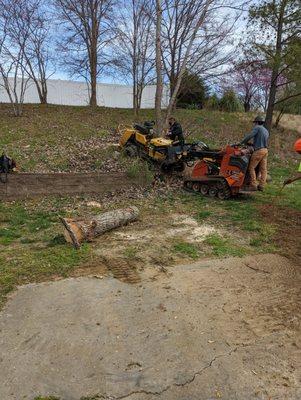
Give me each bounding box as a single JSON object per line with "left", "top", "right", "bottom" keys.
{"left": 206, "top": 94, "right": 220, "bottom": 110}
{"left": 219, "top": 90, "right": 242, "bottom": 112}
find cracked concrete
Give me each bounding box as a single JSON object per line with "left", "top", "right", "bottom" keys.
{"left": 106, "top": 350, "right": 238, "bottom": 400}
{"left": 0, "top": 254, "right": 300, "bottom": 400}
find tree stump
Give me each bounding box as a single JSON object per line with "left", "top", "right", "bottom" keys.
{"left": 60, "top": 206, "right": 139, "bottom": 249}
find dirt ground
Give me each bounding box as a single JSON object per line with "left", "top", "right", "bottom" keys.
{"left": 260, "top": 204, "right": 301, "bottom": 262}
{"left": 0, "top": 253, "right": 300, "bottom": 400}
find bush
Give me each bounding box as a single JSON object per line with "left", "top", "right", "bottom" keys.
{"left": 206, "top": 94, "right": 220, "bottom": 110}
{"left": 219, "top": 90, "right": 242, "bottom": 112}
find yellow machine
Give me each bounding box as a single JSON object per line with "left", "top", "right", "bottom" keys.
{"left": 119, "top": 122, "right": 173, "bottom": 160}
{"left": 119, "top": 121, "right": 213, "bottom": 173}
{"left": 118, "top": 122, "right": 212, "bottom": 172}
{"left": 119, "top": 121, "right": 192, "bottom": 172}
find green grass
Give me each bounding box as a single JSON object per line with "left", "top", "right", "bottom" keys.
{"left": 204, "top": 234, "right": 247, "bottom": 257}
{"left": 195, "top": 210, "right": 212, "bottom": 220}
{"left": 173, "top": 241, "right": 199, "bottom": 259}
{"left": 263, "top": 166, "right": 299, "bottom": 209}
{"left": 0, "top": 200, "right": 94, "bottom": 307}
{"left": 0, "top": 105, "right": 300, "bottom": 307}
{"left": 0, "top": 169, "right": 298, "bottom": 306}
{"left": 124, "top": 158, "right": 154, "bottom": 184}
{"left": 123, "top": 246, "right": 139, "bottom": 259}
{"left": 34, "top": 395, "right": 103, "bottom": 400}
{"left": 34, "top": 397, "right": 60, "bottom": 400}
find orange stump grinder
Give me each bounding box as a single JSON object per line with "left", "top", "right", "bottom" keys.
{"left": 184, "top": 144, "right": 254, "bottom": 199}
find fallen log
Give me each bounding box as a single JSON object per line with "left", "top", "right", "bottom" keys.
{"left": 60, "top": 206, "right": 139, "bottom": 249}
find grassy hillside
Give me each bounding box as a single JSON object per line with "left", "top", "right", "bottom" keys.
{"left": 279, "top": 113, "right": 301, "bottom": 134}
{"left": 0, "top": 104, "right": 300, "bottom": 308}
{"left": 0, "top": 104, "right": 299, "bottom": 172}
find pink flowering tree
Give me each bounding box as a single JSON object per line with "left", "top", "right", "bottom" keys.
{"left": 223, "top": 59, "right": 288, "bottom": 113}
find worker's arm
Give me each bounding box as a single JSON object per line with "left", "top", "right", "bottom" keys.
{"left": 241, "top": 127, "right": 258, "bottom": 145}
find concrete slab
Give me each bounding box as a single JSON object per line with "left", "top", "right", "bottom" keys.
{"left": 0, "top": 254, "right": 300, "bottom": 400}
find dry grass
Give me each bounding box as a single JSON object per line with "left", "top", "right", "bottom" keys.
{"left": 278, "top": 113, "right": 301, "bottom": 134}
{"left": 0, "top": 104, "right": 299, "bottom": 173}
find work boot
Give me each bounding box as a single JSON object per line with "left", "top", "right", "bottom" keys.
{"left": 257, "top": 185, "right": 264, "bottom": 192}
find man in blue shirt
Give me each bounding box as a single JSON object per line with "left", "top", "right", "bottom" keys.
{"left": 241, "top": 115, "right": 269, "bottom": 191}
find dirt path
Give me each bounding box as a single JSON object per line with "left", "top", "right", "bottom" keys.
{"left": 0, "top": 172, "right": 141, "bottom": 199}
{"left": 0, "top": 254, "right": 300, "bottom": 400}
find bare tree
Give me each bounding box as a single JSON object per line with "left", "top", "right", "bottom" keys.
{"left": 0, "top": 0, "right": 30, "bottom": 116}
{"left": 161, "top": 0, "right": 240, "bottom": 122}
{"left": 55, "top": 0, "right": 115, "bottom": 107}
{"left": 3, "top": 0, "right": 54, "bottom": 105}
{"left": 155, "top": 0, "right": 163, "bottom": 135}
{"left": 112, "top": 0, "right": 155, "bottom": 116}
{"left": 0, "top": 50, "right": 30, "bottom": 117}
{"left": 163, "top": 0, "right": 212, "bottom": 121}
{"left": 23, "top": 3, "right": 54, "bottom": 104}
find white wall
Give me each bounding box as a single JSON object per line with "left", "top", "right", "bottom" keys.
{"left": 0, "top": 78, "right": 169, "bottom": 109}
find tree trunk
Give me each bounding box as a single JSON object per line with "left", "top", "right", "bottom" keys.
{"left": 38, "top": 89, "right": 47, "bottom": 105}
{"left": 274, "top": 106, "right": 285, "bottom": 128}
{"left": 89, "top": 16, "right": 98, "bottom": 108}
{"left": 39, "top": 83, "right": 48, "bottom": 104}
{"left": 265, "top": 68, "right": 279, "bottom": 131}
{"left": 244, "top": 102, "right": 250, "bottom": 112}
{"left": 132, "top": 4, "right": 138, "bottom": 117}
{"left": 244, "top": 97, "right": 251, "bottom": 112}
{"left": 40, "top": 95, "right": 47, "bottom": 105}
{"left": 90, "top": 67, "right": 97, "bottom": 107}
{"left": 137, "top": 84, "right": 143, "bottom": 111}
{"left": 265, "top": 3, "right": 285, "bottom": 131}
{"left": 165, "top": 2, "right": 210, "bottom": 124}
{"left": 133, "top": 80, "right": 139, "bottom": 117}
{"left": 155, "top": 0, "right": 163, "bottom": 136}
{"left": 60, "top": 206, "right": 139, "bottom": 249}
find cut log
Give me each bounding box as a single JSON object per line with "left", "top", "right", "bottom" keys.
{"left": 60, "top": 206, "right": 139, "bottom": 249}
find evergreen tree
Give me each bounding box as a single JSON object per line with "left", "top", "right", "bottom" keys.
{"left": 219, "top": 90, "right": 242, "bottom": 112}
{"left": 177, "top": 71, "right": 209, "bottom": 109}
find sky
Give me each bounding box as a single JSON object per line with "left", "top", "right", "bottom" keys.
{"left": 50, "top": 1, "right": 249, "bottom": 86}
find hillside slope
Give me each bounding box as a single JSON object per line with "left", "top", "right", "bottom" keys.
{"left": 0, "top": 104, "right": 299, "bottom": 173}
{"left": 278, "top": 113, "right": 301, "bottom": 134}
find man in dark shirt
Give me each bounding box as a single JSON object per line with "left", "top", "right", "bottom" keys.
{"left": 166, "top": 117, "right": 185, "bottom": 145}
{"left": 241, "top": 115, "right": 269, "bottom": 191}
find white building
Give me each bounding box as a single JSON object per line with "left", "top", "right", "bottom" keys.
{"left": 0, "top": 78, "right": 169, "bottom": 109}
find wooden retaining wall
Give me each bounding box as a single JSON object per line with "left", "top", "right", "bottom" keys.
{"left": 0, "top": 173, "right": 141, "bottom": 200}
